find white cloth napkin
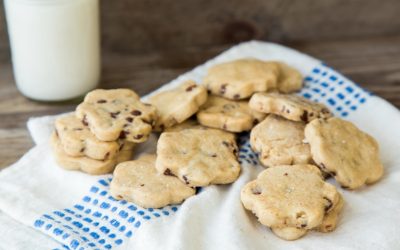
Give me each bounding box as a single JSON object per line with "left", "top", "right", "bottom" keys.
{"left": 0, "top": 41, "right": 400, "bottom": 250}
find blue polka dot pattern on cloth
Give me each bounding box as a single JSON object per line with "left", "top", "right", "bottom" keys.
{"left": 34, "top": 177, "right": 179, "bottom": 250}
{"left": 35, "top": 63, "right": 370, "bottom": 250}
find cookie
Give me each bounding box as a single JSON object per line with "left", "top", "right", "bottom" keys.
{"left": 76, "top": 89, "right": 157, "bottom": 143}
{"left": 250, "top": 115, "right": 311, "bottom": 167}
{"left": 305, "top": 117, "right": 384, "bottom": 189}
{"left": 51, "top": 132, "right": 134, "bottom": 175}
{"left": 164, "top": 119, "right": 203, "bottom": 132}
{"left": 249, "top": 93, "right": 332, "bottom": 123}
{"left": 203, "top": 59, "right": 279, "bottom": 100}
{"left": 55, "top": 113, "right": 122, "bottom": 160}
{"left": 241, "top": 164, "right": 342, "bottom": 240}
{"left": 110, "top": 154, "right": 195, "bottom": 208}
{"left": 149, "top": 81, "right": 207, "bottom": 131}
{"left": 275, "top": 62, "right": 303, "bottom": 93}
{"left": 156, "top": 128, "right": 240, "bottom": 187}
{"left": 196, "top": 95, "right": 266, "bottom": 132}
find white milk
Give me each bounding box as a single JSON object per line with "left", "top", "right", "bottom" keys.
{"left": 4, "top": 0, "right": 100, "bottom": 101}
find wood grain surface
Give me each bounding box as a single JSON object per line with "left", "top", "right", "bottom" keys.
{"left": 0, "top": 36, "right": 399, "bottom": 168}
{"left": 2, "top": 0, "right": 400, "bottom": 60}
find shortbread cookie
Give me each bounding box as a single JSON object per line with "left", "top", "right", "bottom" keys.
{"left": 51, "top": 132, "right": 134, "bottom": 175}
{"left": 76, "top": 89, "right": 157, "bottom": 143}
{"left": 156, "top": 128, "right": 240, "bottom": 187}
{"left": 203, "top": 59, "right": 279, "bottom": 100}
{"left": 275, "top": 62, "right": 303, "bottom": 93}
{"left": 110, "top": 154, "right": 195, "bottom": 208}
{"left": 55, "top": 113, "right": 122, "bottom": 160}
{"left": 250, "top": 115, "right": 311, "bottom": 167}
{"left": 149, "top": 81, "right": 207, "bottom": 131}
{"left": 164, "top": 119, "right": 203, "bottom": 132}
{"left": 241, "top": 164, "right": 342, "bottom": 240}
{"left": 249, "top": 93, "right": 332, "bottom": 123}
{"left": 305, "top": 117, "right": 384, "bottom": 189}
{"left": 196, "top": 95, "right": 266, "bottom": 132}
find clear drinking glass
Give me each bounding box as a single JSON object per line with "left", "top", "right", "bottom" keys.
{"left": 4, "top": 0, "right": 100, "bottom": 101}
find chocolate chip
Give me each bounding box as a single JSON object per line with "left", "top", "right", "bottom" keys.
{"left": 80, "top": 147, "right": 85, "bottom": 153}
{"left": 233, "top": 148, "right": 237, "bottom": 155}
{"left": 123, "top": 123, "right": 129, "bottom": 128}
{"left": 131, "top": 110, "right": 142, "bottom": 116}
{"left": 321, "top": 108, "right": 330, "bottom": 114}
{"left": 110, "top": 111, "right": 120, "bottom": 118}
{"left": 97, "top": 99, "right": 107, "bottom": 103}
{"left": 286, "top": 110, "right": 290, "bottom": 114}
{"left": 323, "top": 197, "right": 333, "bottom": 212}
{"left": 220, "top": 84, "right": 227, "bottom": 94}
{"left": 133, "top": 134, "right": 143, "bottom": 140}
{"left": 185, "top": 85, "right": 197, "bottom": 92}
{"left": 73, "top": 128, "right": 83, "bottom": 131}
{"left": 126, "top": 117, "right": 133, "bottom": 123}
{"left": 319, "top": 162, "right": 327, "bottom": 170}
{"left": 253, "top": 119, "right": 259, "bottom": 125}
{"left": 104, "top": 152, "right": 110, "bottom": 160}
{"left": 341, "top": 185, "right": 349, "bottom": 189}
{"left": 182, "top": 175, "right": 189, "bottom": 185}
{"left": 144, "top": 103, "right": 152, "bottom": 107}
{"left": 222, "top": 141, "right": 230, "bottom": 147}
{"left": 207, "top": 89, "right": 212, "bottom": 94}
{"left": 284, "top": 173, "right": 288, "bottom": 176}
{"left": 233, "top": 94, "right": 240, "bottom": 99}
{"left": 251, "top": 187, "right": 262, "bottom": 195}
{"left": 140, "top": 184, "right": 145, "bottom": 187}
{"left": 119, "top": 131, "right": 126, "bottom": 139}
{"left": 300, "top": 110, "right": 308, "bottom": 122}
{"left": 119, "top": 143, "right": 125, "bottom": 151}
{"left": 142, "top": 119, "right": 152, "bottom": 125}
{"left": 301, "top": 223, "right": 307, "bottom": 228}
{"left": 164, "top": 168, "right": 175, "bottom": 177}
{"left": 211, "top": 153, "right": 217, "bottom": 157}
{"left": 82, "top": 115, "right": 88, "bottom": 126}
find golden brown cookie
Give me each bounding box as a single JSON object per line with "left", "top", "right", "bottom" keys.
{"left": 76, "top": 89, "right": 157, "bottom": 143}
{"left": 249, "top": 92, "right": 332, "bottom": 123}
{"left": 241, "top": 164, "right": 342, "bottom": 240}
{"left": 305, "top": 117, "right": 384, "bottom": 189}
{"left": 55, "top": 113, "right": 122, "bottom": 160}
{"left": 203, "top": 59, "right": 279, "bottom": 100}
{"left": 110, "top": 154, "right": 195, "bottom": 208}
{"left": 197, "top": 95, "right": 265, "bottom": 132}
{"left": 50, "top": 132, "right": 134, "bottom": 175}
{"left": 156, "top": 128, "right": 240, "bottom": 187}
{"left": 149, "top": 81, "right": 208, "bottom": 131}
{"left": 250, "top": 115, "right": 311, "bottom": 167}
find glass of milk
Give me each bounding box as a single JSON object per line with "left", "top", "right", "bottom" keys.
{"left": 4, "top": 0, "right": 100, "bottom": 101}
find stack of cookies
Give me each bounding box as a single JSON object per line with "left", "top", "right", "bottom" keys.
{"left": 50, "top": 58, "right": 384, "bottom": 241}
{"left": 51, "top": 89, "right": 157, "bottom": 175}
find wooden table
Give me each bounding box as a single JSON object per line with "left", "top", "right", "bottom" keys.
{"left": 1, "top": 36, "right": 400, "bottom": 168}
